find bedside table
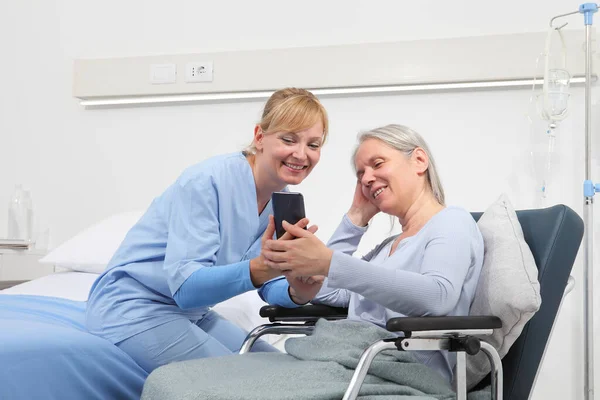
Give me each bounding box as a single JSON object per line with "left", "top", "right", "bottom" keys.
{"left": 0, "top": 248, "right": 55, "bottom": 289}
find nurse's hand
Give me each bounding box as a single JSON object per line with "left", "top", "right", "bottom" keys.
{"left": 249, "top": 216, "right": 315, "bottom": 287}
{"left": 287, "top": 275, "right": 325, "bottom": 305}
{"left": 347, "top": 181, "right": 379, "bottom": 227}
{"left": 263, "top": 221, "right": 333, "bottom": 278}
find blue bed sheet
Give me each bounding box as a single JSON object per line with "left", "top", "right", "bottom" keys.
{"left": 0, "top": 295, "right": 147, "bottom": 399}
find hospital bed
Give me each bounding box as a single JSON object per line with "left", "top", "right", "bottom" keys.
{"left": 234, "top": 204, "right": 584, "bottom": 400}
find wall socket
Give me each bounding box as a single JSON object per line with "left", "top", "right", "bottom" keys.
{"left": 185, "top": 61, "right": 213, "bottom": 83}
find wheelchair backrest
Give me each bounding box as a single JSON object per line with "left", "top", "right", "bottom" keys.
{"left": 471, "top": 205, "right": 583, "bottom": 399}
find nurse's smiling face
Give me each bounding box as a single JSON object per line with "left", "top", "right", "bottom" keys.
{"left": 254, "top": 121, "right": 324, "bottom": 186}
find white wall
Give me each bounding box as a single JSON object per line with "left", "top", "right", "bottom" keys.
{"left": 1, "top": 1, "right": 597, "bottom": 398}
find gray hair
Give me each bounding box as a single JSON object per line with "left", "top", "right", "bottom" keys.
{"left": 352, "top": 124, "right": 445, "bottom": 206}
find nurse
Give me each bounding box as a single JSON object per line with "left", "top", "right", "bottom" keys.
{"left": 85, "top": 88, "right": 329, "bottom": 373}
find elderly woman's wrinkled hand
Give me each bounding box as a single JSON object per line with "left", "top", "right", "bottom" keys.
{"left": 347, "top": 181, "right": 379, "bottom": 227}
{"left": 262, "top": 220, "right": 333, "bottom": 278}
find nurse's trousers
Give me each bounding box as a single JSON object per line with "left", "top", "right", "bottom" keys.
{"left": 116, "top": 310, "right": 278, "bottom": 373}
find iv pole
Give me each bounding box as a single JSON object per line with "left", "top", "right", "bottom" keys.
{"left": 551, "top": 4, "right": 598, "bottom": 400}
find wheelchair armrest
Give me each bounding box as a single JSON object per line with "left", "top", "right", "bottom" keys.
{"left": 259, "top": 304, "right": 349, "bottom": 322}
{"left": 387, "top": 315, "right": 502, "bottom": 336}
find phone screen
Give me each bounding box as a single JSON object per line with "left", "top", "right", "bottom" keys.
{"left": 271, "top": 192, "right": 306, "bottom": 239}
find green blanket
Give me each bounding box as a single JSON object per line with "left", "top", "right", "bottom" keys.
{"left": 141, "top": 319, "right": 491, "bottom": 400}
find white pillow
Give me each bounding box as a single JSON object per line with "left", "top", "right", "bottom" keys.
{"left": 464, "top": 194, "right": 541, "bottom": 389}
{"left": 39, "top": 210, "right": 144, "bottom": 273}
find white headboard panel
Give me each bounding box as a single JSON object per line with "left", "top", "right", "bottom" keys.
{"left": 73, "top": 30, "right": 592, "bottom": 106}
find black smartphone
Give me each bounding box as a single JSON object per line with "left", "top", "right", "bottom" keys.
{"left": 271, "top": 192, "right": 306, "bottom": 239}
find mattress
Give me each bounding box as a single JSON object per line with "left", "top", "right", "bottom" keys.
{"left": 1, "top": 271, "right": 99, "bottom": 300}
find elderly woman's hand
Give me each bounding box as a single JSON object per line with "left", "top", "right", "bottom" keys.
{"left": 347, "top": 181, "right": 379, "bottom": 227}
{"left": 263, "top": 221, "right": 333, "bottom": 278}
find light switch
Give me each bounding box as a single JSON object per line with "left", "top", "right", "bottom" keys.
{"left": 150, "top": 64, "right": 177, "bottom": 84}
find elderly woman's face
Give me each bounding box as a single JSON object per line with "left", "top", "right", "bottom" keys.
{"left": 354, "top": 138, "right": 423, "bottom": 215}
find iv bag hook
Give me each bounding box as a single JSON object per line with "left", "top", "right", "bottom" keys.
{"left": 550, "top": 10, "right": 579, "bottom": 30}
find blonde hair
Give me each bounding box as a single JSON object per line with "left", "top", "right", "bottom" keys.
{"left": 352, "top": 124, "right": 445, "bottom": 206}
{"left": 244, "top": 88, "right": 329, "bottom": 154}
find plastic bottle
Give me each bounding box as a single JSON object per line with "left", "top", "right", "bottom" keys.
{"left": 7, "top": 184, "right": 31, "bottom": 240}
{"left": 22, "top": 188, "right": 33, "bottom": 241}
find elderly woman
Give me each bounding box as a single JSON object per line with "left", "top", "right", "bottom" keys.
{"left": 141, "top": 124, "right": 485, "bottom": 400}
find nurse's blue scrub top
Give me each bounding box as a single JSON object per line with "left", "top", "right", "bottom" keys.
{"left": 86, "top": 152, "right": 295, "bottom": 344}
